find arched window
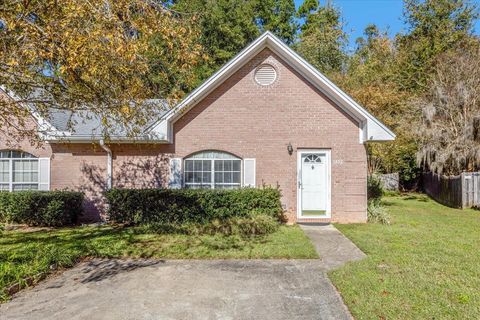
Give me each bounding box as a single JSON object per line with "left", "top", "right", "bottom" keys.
{"left": 0, "top": 150, "right": 39, "bottom": 191}
{"left": 184, "top": 151, "right": 241, "bottom": 189}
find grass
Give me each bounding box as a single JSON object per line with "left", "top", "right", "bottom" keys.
{"left": 330, "top": 194, "right": 480, "bottom": 320}
{"left": 0, "top": 224, "right": 317, "bottom": 302}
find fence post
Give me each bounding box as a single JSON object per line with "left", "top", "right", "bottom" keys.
{"left": 474, "top": 173, "right": 479, "bottom": 207}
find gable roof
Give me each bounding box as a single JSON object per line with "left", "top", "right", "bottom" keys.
{"left": 1, "top": 86, "right": 170, "bottom": 142}
{"left": 44, "top": 99, "right": 169, "bottom": 141}
{"left": 5, "top": 32, "right": 394, "bottom": 143}
{"left": 150, "top": 31, "right": 395, "bottom": 143}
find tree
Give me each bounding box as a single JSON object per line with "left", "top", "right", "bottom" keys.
{"left": 415, "top": 48, "right": 480, "bottom": 175}
{"left": 295, "top": 0, "right": 347, "bottom": 75}
{"left": 397, "top": 0, "right": 479, "bottom": 91}
{"left": 255, "top": 0, "right": 298, "bottom": 45}
{"left": 171, "top": 0, "right": 298, "bottom": 83}
{"left": 0, "top": 0, "right": 203, "bottom": 142}
{"left": 336, "top": 25, "right": 419, "bottom": 187}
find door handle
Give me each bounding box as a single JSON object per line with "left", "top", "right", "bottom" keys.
{"left": 298, "top": 181, "right": 302, "bottom": 189}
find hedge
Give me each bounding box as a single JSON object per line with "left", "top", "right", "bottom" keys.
{"left": 105, "top": 187, "right": 283, "bottom": 225}
{"left": 0, "top": 191, "right": 84, "bottom": 227}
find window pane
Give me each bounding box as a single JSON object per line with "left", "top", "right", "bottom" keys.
{"left": 214, "top": 172, "right": 223, "bottom": 183}
{"left": 214, "top": 160, "right": 223, "bottom": 171}
{"left": 23, "top": 172, "right": 32, "bottom": 182}
{"left": 189, "top": 151, "right": 239, "bottom": 160}
{"left": 0, "top": 160, "right": 9, "bottom": 171}
{"left": 185, "top": 160, "right": 194, "bottom": 171}
{"left": 0, "top": 184, "right": 9, "bottom": 190}
{"left": 232, "top": 160, "right": 241, "bottom": 172}
{"left": 13, "top": 160, "right": 23, "bottom": 171}
{"left": 202, "top": 172, "right": 211, "bottom": 183}
{"left": 13, "top": 184, "right": 38, "bottom": 191}
{"left": 202, "top": 160, "right": 212, "bottom": 171}
{"left": 194, "top": 160, "right": 202, "bottom": 171}
{"left": 193, "top": 172, "right": 202, "bottom": 183}
{"left": 14, "top": 172, "right": 23, "bottom": 182}
{"left": 0, "top": 172, "right": 8, "bottom": 182}
{"left": 232, "top": 172, "right": 241, "bottom": 184}
{"left": 184, "top": 151, "right": 241, "bottom": 190}
{"left": 11, "top": 151, "right": 22, "bottom": 158}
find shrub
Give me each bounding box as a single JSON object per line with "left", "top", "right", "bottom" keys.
{"left": 367, "top": 201, "right": 391, "bottom": 225}
{"left": 367, "top": 175, "right": 384, "bottom": 204}
{"left": 105, "top": 187, "right": 283, "bottom": 225}
{"left": 0, "top": 191, "right": 84, "bottom": 227}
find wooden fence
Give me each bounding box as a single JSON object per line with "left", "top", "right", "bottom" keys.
{"left": 423, "top": 171, "right": 480, "bottom": 208}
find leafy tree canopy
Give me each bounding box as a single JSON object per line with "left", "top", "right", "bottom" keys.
{"left": 415, "top": 48, "right": 480, "bottom": 175}
{"left": 0, "top": 0, "right": 203, "bottom": 141}
{"left": 397, "top": 0, "right": 479, "bottom": 91}
{"left": 171, "top": 0, "right": 297, "bottom": 83}
{"left": 294, "top": 0, "right": 347, "bottom": 75}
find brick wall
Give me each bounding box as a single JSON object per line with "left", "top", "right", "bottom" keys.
{"left": 0, "top": 48, "right": 367, "bottom": 223}
{"left": 172, "top": 48, "right": 367, "bottom": 223}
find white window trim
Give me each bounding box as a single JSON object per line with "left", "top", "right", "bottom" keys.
{"left": 183, "top": 157, "right": 243, "bottom": 189}
{"left": 0, "top": 157, "right": 40, "bottom": 191}
{"left": 243, "top": 158, "right": 256, "bottom": 187}
{"left": 38, "top": 158, "right": 51, "bottom": 191}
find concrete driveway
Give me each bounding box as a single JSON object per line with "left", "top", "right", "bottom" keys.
{"left": 0, "top": 259, "right": 351, "bottom": 320}
{"left": 1, "top": 224, "right": 364, "bottom": 320}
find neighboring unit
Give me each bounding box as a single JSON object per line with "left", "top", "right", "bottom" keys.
{"left": 0, "top": 32, "right": 395, "bottom": 223}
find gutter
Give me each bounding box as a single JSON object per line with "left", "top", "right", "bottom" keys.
{"left": 42, "top": 133, "right": 169, "bottom": 144}
{"left": 99, "top": 139, "right": 112, "bottom": 190}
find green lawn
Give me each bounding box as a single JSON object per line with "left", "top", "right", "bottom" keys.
{"left": 330, "top": 194, "right": 480, "bottom": 320}
{"left": 0, "top": 224, "right": 317, "bottom": 301}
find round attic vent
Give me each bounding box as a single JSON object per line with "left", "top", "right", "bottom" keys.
{"left": 254, "top": 64, "right": 277, "bottom": 86}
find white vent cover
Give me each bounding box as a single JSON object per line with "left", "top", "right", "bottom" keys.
{"left": 254, "top": 64, "right": 277, "bottom": 86}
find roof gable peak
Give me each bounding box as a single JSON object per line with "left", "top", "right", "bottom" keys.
{"left": 151, "top": 31, "right": 395, "bottom": 143}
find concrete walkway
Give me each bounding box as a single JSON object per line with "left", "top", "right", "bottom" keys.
{"left": 300, "top": 224, "right": 366, "bottom": 271}
{"left": 0, "top": 224, "right": 365, "bottom": 320}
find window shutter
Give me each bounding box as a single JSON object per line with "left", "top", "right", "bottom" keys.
{"left": 38, "top": 158, "right": 50, "bottom": 191}
{"left": 243, "top": 158, "right": 256, "bottom": 187}
{"left": 169, "top": 158, "right": 183, "bottom": 189}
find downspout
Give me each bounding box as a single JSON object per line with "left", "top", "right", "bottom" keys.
{"left": 99, "top": 139, "right": 112, "bottom": 190}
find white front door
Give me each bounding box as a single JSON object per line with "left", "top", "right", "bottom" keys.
{"left": 298, "top": 150, "right": 331, "bottom": 218}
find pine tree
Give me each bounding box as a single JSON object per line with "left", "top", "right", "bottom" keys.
{"left": 295, "top": 0, "right": 347, "bottom": 75}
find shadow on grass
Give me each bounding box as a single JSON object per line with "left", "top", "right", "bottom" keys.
{"left": 401, "top": 194, "right": 430, "bottom": 202}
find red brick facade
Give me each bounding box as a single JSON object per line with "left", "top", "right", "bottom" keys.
{"left": 0, "top": 48, "right": 367, "bottom": 223}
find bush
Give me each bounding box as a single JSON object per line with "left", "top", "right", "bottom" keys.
{"left": 367, "top": 175, "right": 384, "bottom": 204}
{"left": 0, "top": 191, "right": 84, "bottom": 227}
{"left": 105, "top": 187, "right": 283, "bottom": 225}
{"left": 367, "top": 201, "right": 391, "bottom": 225}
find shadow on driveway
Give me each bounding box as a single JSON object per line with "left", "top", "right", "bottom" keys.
{"left": 0, "top": 259, "right": 352, "bottom": 320}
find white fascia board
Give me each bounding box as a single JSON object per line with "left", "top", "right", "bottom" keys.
{"left": 44, "top": 135, "right": 169, "bottom": 144}
{"left": 151, "top": 31, "right": 396, "bottom": 143}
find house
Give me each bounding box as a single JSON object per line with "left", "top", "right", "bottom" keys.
{"left": 0, "top": 32, "right": 395, "bottom": 223}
